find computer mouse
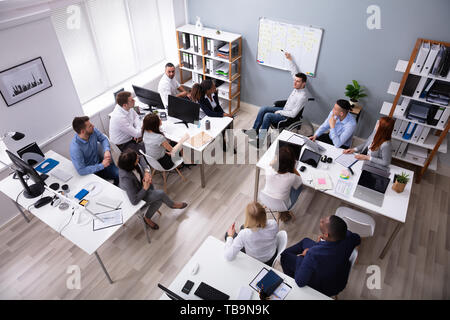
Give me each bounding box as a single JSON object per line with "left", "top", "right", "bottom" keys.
{"left": 300, "top": 166, "right": 306, "bottom": 172}
{"left": 191, "top": 263, "right": 199, "bottom": 275}
{"left": 34, "top": 196, "right": 53, "bottom": 208}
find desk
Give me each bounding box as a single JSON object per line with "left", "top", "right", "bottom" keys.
{"left": 0, "top": 150, "right": 146, "bottom": 284}
{"left": 160, "top": 236, "right": 330, "bottom": 300}
{"left": 255, "top": 130, "right": 414, "bottom": 259}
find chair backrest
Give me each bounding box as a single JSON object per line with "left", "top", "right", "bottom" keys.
{"left": 335, "top": 207, "right": 375, "bottom": 238}
{"left": 258, "top": 190, "right": 289, "bottom": 212}
{"left": 139, "top": 150, "right": 165, "bottom": 171}
{"left": 272, "top": 230, "right": 288, "bottom": 267}
{"left": 109, "top": 140, "right": 122, "bottom": 165}
{"left": 349, "top": 248, "right": 358, "bottom": 269}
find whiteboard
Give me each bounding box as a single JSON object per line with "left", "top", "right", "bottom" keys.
{"left": 256, "top": 18, "right": 323, "bottom": 77}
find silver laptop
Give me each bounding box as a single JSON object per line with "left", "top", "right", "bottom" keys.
{"left": 353, "top": 163, "right": 391, "bottom": 207}
{"left": 287, "top": 133, "right": 326, "bottom": 153}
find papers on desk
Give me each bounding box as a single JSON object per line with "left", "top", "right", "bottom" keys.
{"left": 335, "top": 153, "right": 358, "bottom": 168}
{"left": 187, "top": 131, "right": 213, "bottom": 148}
{"left": 249, "top": 267, "right": 292, "bottom": 300}
{"left": 311, "top": 171, "right": 333, "bottom": 191}
{"left": 334, "top": 179, "right": 354, "bottom": 198}
{"left": 93, "top": 209, "right": 123, "bottom": 231}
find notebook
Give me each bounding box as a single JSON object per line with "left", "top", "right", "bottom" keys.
{"left": 256, "top": 269, "right": 283, "bottom": 296}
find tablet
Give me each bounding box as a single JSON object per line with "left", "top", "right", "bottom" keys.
{"left": 300, "top": 149, "right": 322, "bottom": 168}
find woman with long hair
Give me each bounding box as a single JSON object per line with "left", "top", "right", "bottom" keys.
{"left": 343, "top": 116, "right": 395, "bottom": 168}
{"left": 224, "top": 202, "right": 279, "bottom": 266}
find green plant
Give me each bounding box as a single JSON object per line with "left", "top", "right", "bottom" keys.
{"left": 395, "top": 172, "right": 410, "bottom": 184}
{"left": 345, "top": 80, "right": 367, "bottom": 102}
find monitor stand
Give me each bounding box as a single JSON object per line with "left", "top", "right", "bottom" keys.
{"left": 174, "top": 121, "right": 189, "bottom": 128}
{"left": 15, "top": 170, "right": 45, "bottom": 199}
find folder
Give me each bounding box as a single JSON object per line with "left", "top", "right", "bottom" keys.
{"left": 402, "top": 123, "right": 417, "bottom": 140}
{"left": 402, "top": 74, "right": 421, "bottom": 97}
{"left": 431, "top": 45, "right": 445, "bottom": 76}
{"left": 189, "top": 34, "right": 194, "bottom": 50}
{"left": 397, "top": 120, "right": 410, "bottom": 137}
{"left": 411, "top": 124, "right": 424, "bottom": 143}
{"left": 391, "top": 139, "right": 401, "bottom": 156}
{"left": 418, "top": 126, "right": 431, "bottom": 144}
{"left": 399, "top": 98, "right": 410, "bottom": 114}
{"left": 413, "top": 77, "right": 428, "bottom": 99}
{"left": 439, "top": 107, "right": 450, "bottom": 127}
{"left": 395, "top": 142, "right": 408, "bottom": 158}
{"left": 392, "top": 119, "right": 402, "bottom": 136}
{"left": 422, "top": 44, "right": 440, "bottom": 75}
{"left": 413, "top": 42, "right": 430, "bottom": 73}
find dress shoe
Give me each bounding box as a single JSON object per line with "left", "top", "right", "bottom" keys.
{"left": 172, "top": 202, "right": 188, "bottom": 209}
{"left": 144, "top": 217, "right": 159, "bottom": 230}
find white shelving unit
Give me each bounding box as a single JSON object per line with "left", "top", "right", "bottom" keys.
{"left": 176, "top": 24, "right": 242, "bottom": 115}
{"left": 380, "top": 38, "right": 450, "bottom": 182}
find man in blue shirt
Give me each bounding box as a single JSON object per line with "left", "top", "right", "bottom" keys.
{"left": 69, "top": 116, "right": 119, "bottom": 185}
{"left": 310, "top": 99, "right": 356, "bottom": 149}
{"left": 280, "top": 215, "right": 361, "bottom": 297}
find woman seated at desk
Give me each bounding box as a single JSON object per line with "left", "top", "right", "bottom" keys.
{"left": 142, "top": 113, "right": 188, "bottom": 170}
{"left": 118, "top": 150, "right": 187, "bottom": 230}
{"left": 198, "top": 79, "right": 232, "bottom": 119}
{"left": 343, "top": 116, "right": 395, "bottom": 169}
{"left": 261, "top": 145, "right": 303, "bottom": 222}
{"left": 224, "top": 202, "right": 279, "bottom": 266}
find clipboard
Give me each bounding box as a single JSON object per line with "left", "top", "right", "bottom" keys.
{"left": 92, "top": 209, "right": 123, "bottom": 231}
{"left": 335, "top": 153, "right": 358, "bottom": 168}
{"left": 249, "top": 267, "right": 292, "bottom": 300}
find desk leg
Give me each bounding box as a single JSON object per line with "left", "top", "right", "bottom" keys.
{"left": 11, "top": 199, "right": 30, "bottom": 223}
{"left": 95, "top": 251, "right": 113, "bottom": 284}
{"left": 254, "top": 167, "right": 260, "bottom": 202}
{"left": 379, "top": 222, "right": 402, "bottom": 259}
{"left": 200, "top": 162, "right": 205, "bottom": 188}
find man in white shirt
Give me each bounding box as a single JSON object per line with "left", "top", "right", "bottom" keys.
{"left": 109, "top": 91, "right": 143, "bottom": 152}
{"left": 244, "top": 52, "right": 308, "bottom": 143}
{"left": 157, "top": 62, "right": 188, "bottom": 108}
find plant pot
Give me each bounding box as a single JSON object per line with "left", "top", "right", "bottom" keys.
{"left": 392, "top": 181, "right": 406, "bottom": 193}
{"left": 349, "top": 99, "right": 361, "bottom": 108}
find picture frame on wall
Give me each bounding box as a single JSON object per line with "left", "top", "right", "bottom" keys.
{"left": 0, "top": 57, "right": 52, "bottom": 107}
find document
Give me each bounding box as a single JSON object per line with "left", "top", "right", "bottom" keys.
{"left": 335, "top": 153, "right": 358, "bottom": 168}
{"left": 93, "top": 209, "right": 123, "bottom": 231}
{"left": 249, "top": 268, "right": 291, "bottom": 300}
{"left": 312, "top": 171, "right": 333, "bottom": 191}
{"left": 188, "top": 131, "right": 213, "bottom": 148}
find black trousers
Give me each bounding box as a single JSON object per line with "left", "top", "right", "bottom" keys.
{"left": 157, "top": 153, "right": 175, "bottom": 170}
{"left": 317, "top": 133, "right": 350, "bottom": 149}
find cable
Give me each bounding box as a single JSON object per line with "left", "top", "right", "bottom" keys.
{"left": 15, "top": 189, "right": 24, "bottom": 204}
{"left": 59, "top": 209, "right": 75, "bottom": 235}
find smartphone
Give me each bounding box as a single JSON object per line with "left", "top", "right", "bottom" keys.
{"left": 74, "top": 189, "right": 89, "bottom": 200}
{"left": 181, "top": 280, "right": 194, "bottom": 294}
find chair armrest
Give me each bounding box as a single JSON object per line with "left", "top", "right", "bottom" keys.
{"left": 274, "top": 100, "right": 287, "bottom": 108}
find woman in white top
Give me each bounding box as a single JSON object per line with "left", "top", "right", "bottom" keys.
{"left": 224, "top": 202, "right": 279, "bottom": 266}
{"left": 261, "top": 145, "right": 303, "bottom": 220}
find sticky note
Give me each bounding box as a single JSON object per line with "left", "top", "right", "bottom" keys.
{"left": 318, "top": 178, "right": 326, "bottom": 185}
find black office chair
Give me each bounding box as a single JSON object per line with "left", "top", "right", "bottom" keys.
{"left": 270, "top": 98, "right": 315, "bottom": 137}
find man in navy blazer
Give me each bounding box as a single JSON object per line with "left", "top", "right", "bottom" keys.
{"left": 280, "top": 215, "right": 361, "bottom": 297}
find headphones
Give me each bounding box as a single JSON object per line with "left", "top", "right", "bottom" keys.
{"left": 321, "top": 155, "right": 333, "bottom": 163}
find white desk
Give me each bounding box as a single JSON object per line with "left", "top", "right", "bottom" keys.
{"left": 0, "top": 150, "right": 146, "bottom": 283}
{"left": 160, "top": 236, "right": 330, "bottom": 300}
{"left": 255, "top": 130, "right": 414, "bottom": 259}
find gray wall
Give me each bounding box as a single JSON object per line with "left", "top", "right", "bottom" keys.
{"left": 187, "top": 0, "right": 450, "bottom": 137}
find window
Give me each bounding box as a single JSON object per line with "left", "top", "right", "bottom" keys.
{"left": 51, "top": 0, "right": 165, "bottom": 104}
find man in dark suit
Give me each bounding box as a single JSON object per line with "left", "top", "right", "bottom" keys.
{"left": 280, "top": 215, "right": 361, "bottom": 297}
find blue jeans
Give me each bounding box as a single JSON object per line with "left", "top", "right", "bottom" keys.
{"left": 96, "top": 162, "right": 119, "bottom": 186}
{"left": 280, "top": 237, "right": 316, "bottom": 278}
{"left": 252, "top": 106, "right": 286, "bottom": 132}
{"left": 288, "top": 185, "right": 303, "bottom": 210}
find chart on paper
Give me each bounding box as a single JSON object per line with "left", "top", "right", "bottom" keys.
{"left": 256, "top": 17, "right": 323, "bottom": 77}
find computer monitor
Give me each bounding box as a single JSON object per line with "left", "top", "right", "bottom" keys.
{"left": 6, "top": 149, "right": 45, "bottom": 198}
{"left": 132, "top": 85, "right": 164, "bottom": 109}
{"left": 168, "top": 95, "right": 200, "bottom": 128}
{"left": 157, "top": 283, "right": 185, "bottom": 300}
{"left": 278, "top": 140, "right": 303, "bottom": 160}
{"left": 16, "top": 142, "right": 45, "bottom": 166}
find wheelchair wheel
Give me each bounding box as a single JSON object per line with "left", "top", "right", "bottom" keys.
{"left": 287, "top": 119, "right": 314, "bottom": 137}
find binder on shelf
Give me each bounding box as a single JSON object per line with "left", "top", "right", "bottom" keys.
{"left": 419, "top": 79, "right": 435, "bottom": 99}
{"left": 407, "top": 144, "right": 428, "bottom": 158}
{"left": 182, "top": 33, "right": 190, "bottom": 50}
{"left": 395, "top": 142, "right": 408, "bottom": 158}
{"left": 413, "top": 41, "right": 430, "bottom": 73}
{"left": 189, "top": 34, "right": 194, "bottom": 50}
{"left": 439, "top": 107, "right": 450, "bottom": 127}
{"left": 399, "top": 98, "right": 410, "bottom": 114}
{"left": 422, "top": 44, "right": 440, "bottom": 75}
{"left": 402, "top": 74, "right": 421, "bottom": 97}
{"left": 189, "top": 54, "right": 194, "bottom": 70}
{"left": 402, "top": 123, "right": 417, "bottom": 140}
{"left": 193, "top": 35, "right": 199, "bottom": 53}
{"left": 206, "top": 39, "right": 212, "bottom": 55}
{"left": 411, "top": 124, "right": 424, "bottom": 143}
{"left": 413, "top": 76, "right": 428, "bottom": 99}
{"left": 392, "top": 119, "right": 402, "bottom": 136}
{"left": 391, "top": 139, "right": 401, "bottom": 156}
{"left": 431, "top": 45, "right": 446, "bottom": 76}
{"left": 397, "top": 120, "right": 410, "bottom": 137}
{"left": 438, "top": 47, "right": 450, "bottom": 77}
{"left": 418, "top": 126, "right": 431, "bottom": 144}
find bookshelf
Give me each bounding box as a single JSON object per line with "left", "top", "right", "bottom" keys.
{"left": 382, "top": 38, "right": 450, "bottom": 183}
{"left": 176, "top": 24, "right": 242, "bottom": 115}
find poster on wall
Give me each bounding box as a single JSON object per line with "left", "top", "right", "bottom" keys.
{"left": 0, "top": 57, "right": 52, "bottom": 107}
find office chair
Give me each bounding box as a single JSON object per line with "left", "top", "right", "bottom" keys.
{"left": 269, "top": 98, "right": 315, "bottom": 137}
{"left": 272, "top": 231, "right": 288, "bottom": 268}
{"left": 335, "top": 206, "right": 376, "bottom": 238}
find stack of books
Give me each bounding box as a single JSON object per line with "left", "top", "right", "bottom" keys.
{"left": 217, "top": 42, "right": 238, "bottom": 60}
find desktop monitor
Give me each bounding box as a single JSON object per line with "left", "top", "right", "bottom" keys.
{"left": 278, "top": 140, "right": 303, "bottom": 160}
{"left": 6, "top": 149, "right": 45, "bottom": 198}
{"left": 168, "top": 95, "right": 200, "bottom": 127}
{"left": 157, "top": 283, "right": 185, "bottom": 300}
{"left": 16, "top": 142, "right": 45, "bottom": 166}
{"left": 132, "top": 85, "right": 164, "bottom": 109}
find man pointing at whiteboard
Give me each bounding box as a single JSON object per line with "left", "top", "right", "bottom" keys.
{"left": 244, "top": 52, "right": 307, "bottom": 145}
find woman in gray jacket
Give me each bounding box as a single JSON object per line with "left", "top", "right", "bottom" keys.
{"left": 343, "top": 116, "right": 395, "bottom": 168}
{"left": 118, "top": 150, "right": 187, "bottom": 230}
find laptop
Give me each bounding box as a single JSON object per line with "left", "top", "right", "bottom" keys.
{"left": 287, "top": 133, "right": 325, "bottom": 153}
{"left": 353, "top": 164, "right": 391, "bottom": 207}
{"left": 278, "top": 139, "right": 303, "bottom": 160}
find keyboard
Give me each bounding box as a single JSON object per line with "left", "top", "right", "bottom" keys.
{"left": 194, "top": 282, "right": 229, "bottom": 300}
